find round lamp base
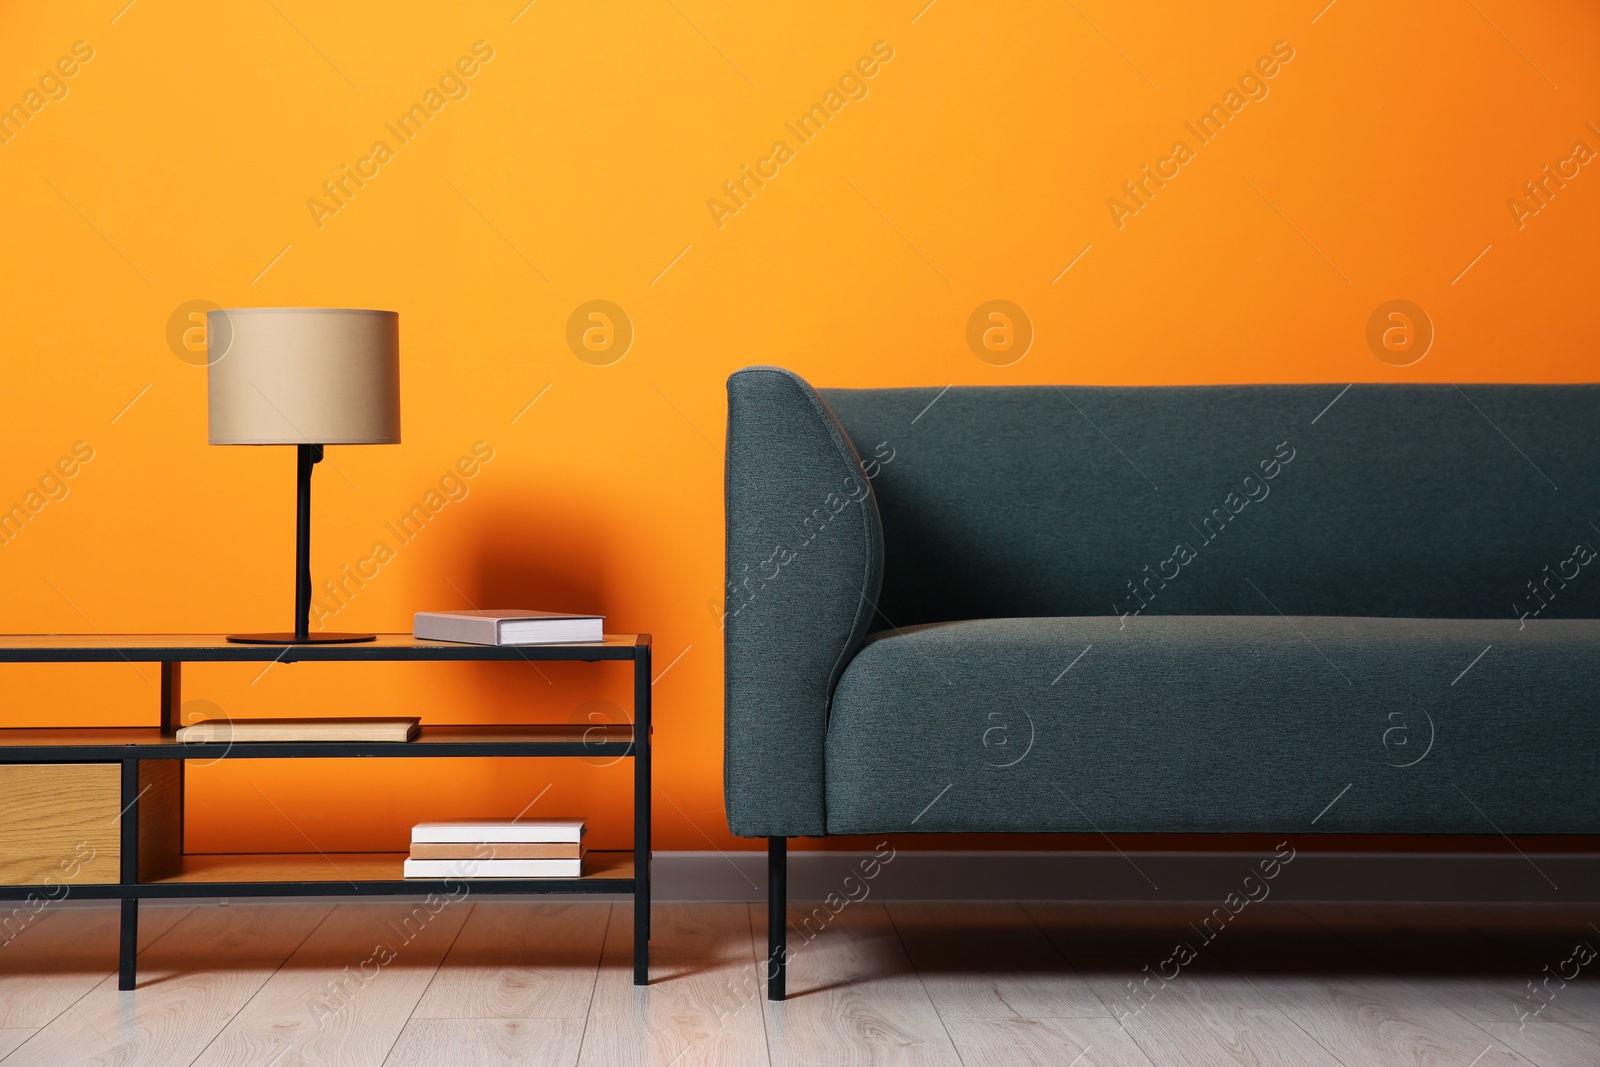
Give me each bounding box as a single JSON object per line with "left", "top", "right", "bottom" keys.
{"left": 226, "top": 632, "right": 377, "bottom": 645}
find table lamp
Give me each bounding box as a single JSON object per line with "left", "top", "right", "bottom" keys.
{"left": 207, "top": 308, "right": 400, "bottom": 644}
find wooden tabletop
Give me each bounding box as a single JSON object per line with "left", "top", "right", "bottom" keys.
{"left": 0, "top": 633, "right": 649, "bottom": 662}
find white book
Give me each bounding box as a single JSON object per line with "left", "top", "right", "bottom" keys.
{"left": 414, "top": 609, "right": 604, "bottom": 646}
{"left": 403, "top": 857, "right": 582, "bottom": 879}
{"left": 410, "top": 819, "right": 585, "bottom": 844}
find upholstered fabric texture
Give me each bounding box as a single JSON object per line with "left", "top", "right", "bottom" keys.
{"left": 725, "top": 372, "right": 1600, "bottom": 838}
{"left": 724, "top": 367, "right": 884, "bottom": 837}
{"left": 818, "top": 383, "right": 1600, "bottom": 625}
{"left": 826, "top": 616, "right": 1600, "bottom": 834}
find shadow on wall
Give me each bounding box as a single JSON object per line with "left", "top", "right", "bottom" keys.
{"left": 439, "top": 499, "right": 633, "bottom": 730}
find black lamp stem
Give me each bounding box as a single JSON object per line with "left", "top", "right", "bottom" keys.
{"left": 294, "top": 444, "right": 323, "bottom": 641}
{"left": 227, "top": 444, "right": 371, "bottom": 644}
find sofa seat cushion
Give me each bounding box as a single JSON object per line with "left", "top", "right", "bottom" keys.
{"left": 824, "top": 616, "right": 1600, "bottom": 835}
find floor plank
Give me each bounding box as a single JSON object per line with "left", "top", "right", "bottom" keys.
{"left": 888, "top": 903, "right": 1104, "bottom": 1020}
{"left": 603, "top": 904, "right": 753, "bottom": 960}
{"left": 579, "top": 902, "right": 767, "bottom": 1065}
{"left": 3, "top": 965, "right": 283, "bottom": 1067}
{"left": 755, "top": 902, "right": 962, "bottom": 1066}
{"left": 5, "top": 899, "right": 1598, "bottom": 1066}
{"left": 2, "top": 902, "right": 331, "bottom": 1067}
{"left": 1460, "top": 1005, "right": 1600, "bottom": 1067}
{"left": 141, "top": 902, "right": 336, "bottom": 964}
{"left": 188, "top": 900, "right": 472, "bottom": 1067}
{"left": 1300, "top": 902, "right": 1600, "bottom": 1067}
{"left": 1230, "top": 975, "right": 1534, "bottom": 1067}
{"left": 0, "top": 904, "right": 191, "bottom": 1029}
{"left": 383, "top": 1018, "right": 584, "bottom": 1067}
{"left": 412, "top": 901, "right": 609, "bottom": 1020}
{"left": 0, "top": 1031, "right": 34, "bottom": 1060}
{"left": 1025, "top": 902, "right": 1349, "bottom": 1067}
{"left": 1204, "top": 903, "right": 1542, "bottom": 1067}
{"left": 941, "top": 1018, "right": 1156, "bottom": 1067}
{"left": 578, "top": 957, "right": 767, "bottom": 1067}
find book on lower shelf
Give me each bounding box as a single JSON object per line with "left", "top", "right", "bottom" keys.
{"left": 174, "top": 717, "right": 421, "bottom": 743}
{"left": 410, "top": 818, "right": 585, "bottom": 844}
{"left": 406, "top": 818, "right": 586, "bottom": 878}
{"left": 402, "top": 857, "right": 583, "bottom": 878}
{"left": 413, "top": 609, "right": 605, "bottom": 646}
{"left": 408, "top": 842, "right": 582, "bottom": 859}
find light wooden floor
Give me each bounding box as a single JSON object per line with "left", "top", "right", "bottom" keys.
{"left": 1, "top": 898, "right": 1596, "bottom": 1065}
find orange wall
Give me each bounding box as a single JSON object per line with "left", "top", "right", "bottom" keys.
{"left": 2, "top": 2, "right": 1598, "bottom": 855}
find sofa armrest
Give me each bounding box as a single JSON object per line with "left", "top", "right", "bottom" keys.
{"left": 724, "top": 366, "right": 884, "bottom": 838}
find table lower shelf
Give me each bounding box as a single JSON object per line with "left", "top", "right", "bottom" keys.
{"left": 0, "top": 850, "right": 637, "bottom": 899}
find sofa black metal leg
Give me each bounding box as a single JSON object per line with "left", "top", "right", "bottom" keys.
{"left": 767, "top": 835, "right": 786, "bottom": 1001}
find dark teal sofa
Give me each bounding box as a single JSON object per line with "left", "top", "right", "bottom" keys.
{"left": 723, "top": 366, "right": 1600, "bottom": 998}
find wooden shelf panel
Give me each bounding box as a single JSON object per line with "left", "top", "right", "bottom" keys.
{"left": 0, "top": 724, "right": 636, "bottom": 760}
{"left": 0, "top": 633, "right": 646, "bottom": 663}
{"left": 0, "top": 764, "right": 122, "bottom": 885}
{"left": 142, "top": 849, "right": 635, "bottom": 889}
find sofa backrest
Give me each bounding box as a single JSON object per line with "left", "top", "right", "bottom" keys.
{"left": 818, "top": 382, "right": 1600, "bottom": 625}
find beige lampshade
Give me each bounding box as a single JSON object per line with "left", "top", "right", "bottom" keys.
{"left": 207, "top": 308, "right": 400, "bottom": 445}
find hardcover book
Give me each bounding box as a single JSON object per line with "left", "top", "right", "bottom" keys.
{"left": 402, "top": 857, "right": 583, "bottom": 878}
{"left": 408, "top": 842, "right": 584, "bottom": 860}
{"left": 410, "top": 818, "right": 586, "bottom": 844}
{"left": 413, "top": 609, "right": 604, "bottom": 646}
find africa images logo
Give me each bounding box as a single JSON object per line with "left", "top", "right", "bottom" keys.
{"left": 306, "top": 42, "right": 495, "bottom": 230}
{"left": 1106, "top": 40, "right": 1295, "bottom": 230}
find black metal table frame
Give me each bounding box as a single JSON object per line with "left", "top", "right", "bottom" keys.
{"left": 0, "top": 634, "right": 652, "bottom": 989}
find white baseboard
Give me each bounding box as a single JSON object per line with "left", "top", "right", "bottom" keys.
{"left": 653, "top": 849, "right": 1600, "bottom": 903}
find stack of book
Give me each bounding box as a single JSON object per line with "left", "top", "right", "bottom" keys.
{"left": 402, "top": 819, "right": 585, "bottom": 878}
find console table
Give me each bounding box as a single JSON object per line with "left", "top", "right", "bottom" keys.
{"left": 0, "top": 634, "right": 652, "bottom": 989}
